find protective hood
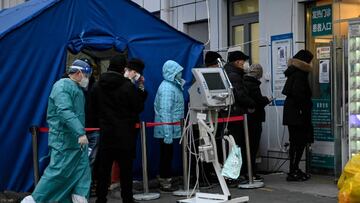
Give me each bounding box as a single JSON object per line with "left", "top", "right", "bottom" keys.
{"left": 162, "top": 60, "right": 184, "bottom": 82}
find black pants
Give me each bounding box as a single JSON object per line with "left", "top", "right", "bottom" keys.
{"left": 227, "top": 121, "right": 247, "bottom": 175}
{"left": 159, "top": 141, "right": 173, "bottom": 178}
{"left": 247, "top": 119, "right": 262, "bottom": 175}
{"left": 288, "top": 125, "right": 308, "bottom": 173}
{"left": 96, "top": 148, "right": 134, "bottom": 203}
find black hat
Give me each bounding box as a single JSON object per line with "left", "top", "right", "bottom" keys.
{"left": 108, "top": 54, "right": 127, "bottom": 73}
{"left": 128, "top": 58, "right": 145, "bottom": 75}
{"left": 227, "top": 51, "right": 249, "bottom": 62}
{"left": 293, "top": 50, "right": 313, "bottom": 64}
{"left": 205, "top": 51, "right": 222, "bottom": 66}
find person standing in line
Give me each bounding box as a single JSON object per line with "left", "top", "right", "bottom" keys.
{"left": 243, "top": 64, "right": 271, "bottom": 181}
{"left": 282, "top": 49, "right": 314, "bottom": 181}
{"left": 224, "top": 51, "right": 256, "bottom": 182}
{"left": 154, "top": 60, "right": 185, "bottom": 192}
{"left": 91, "top": 55, "right": 147, "bottom": 203}
{"left": 22, "top": 59, "right": 93, "bottom": 203}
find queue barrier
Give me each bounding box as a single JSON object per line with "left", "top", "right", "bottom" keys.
{"left": 29, "top": 115, "right": 244, "bottom": 200}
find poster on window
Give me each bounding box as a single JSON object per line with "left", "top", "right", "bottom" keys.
{"left": 271, "top": 33, "right": 293, "bottom": 106}
{"left": 319, "top": 59, "right": 330, "bottom": 83}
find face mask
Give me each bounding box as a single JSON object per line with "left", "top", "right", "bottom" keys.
{"left": 243, "top": 61, "right": 250, "bottom": 71}
{"left": 124, "top": 70, "right": 130, "bottom": 79}
{"left": 79, "top": 76, "right": 89, "bottom": 88}
{"left": 134, "top": 73, "right": 141, "bottom": 81}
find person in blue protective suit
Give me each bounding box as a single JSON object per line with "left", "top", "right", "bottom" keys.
{"left": 154, "top": 60, "right": 185, "bottom": 192}
{"left": 21, "top": 59, "right": 92, "bottom": 203}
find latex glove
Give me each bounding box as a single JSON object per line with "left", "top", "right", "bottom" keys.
{"left": 78, "top": 135, "right": 89, "bottom": 146}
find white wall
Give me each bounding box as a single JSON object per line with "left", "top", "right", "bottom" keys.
{"left": 132, "top": 0, "right": 227, "bottom": 54}
{"left": 0, "top": 0, "right": 25, "bottom": 10}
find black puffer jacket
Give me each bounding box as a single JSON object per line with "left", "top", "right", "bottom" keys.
{"left": 243, "top": 76, "right": 269, "bottom": 122}
{"left": 225, "top": 63, "right": 255, "bottom": 115}
{"left": 282, "top": 58, "right": 312, "bottom": 127}
{"left": 89, "top": 71, "right": 148, "bottom": 151}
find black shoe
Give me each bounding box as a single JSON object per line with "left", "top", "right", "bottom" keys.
{"left": 160, "top": 185, "right": 178, "bottom": 193}
{"left": 286, "top": 172, "right": 304, "bottom": 181}
{"left": 253, "top": 174, "right": 264, "bottom": 182}
{"left": 295, "top": 169, "right": 311, "bottom": 181}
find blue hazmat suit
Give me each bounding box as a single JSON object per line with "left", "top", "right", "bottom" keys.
{"left": 154, "top": 60, "right": 185, "bottom": 144}
{"left": 32, "top": 78, "right": 91, "bottom": 203}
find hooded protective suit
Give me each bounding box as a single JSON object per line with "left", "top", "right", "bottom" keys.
{"left": 31, "top": 78, "right": 91, "bottom": 203}
{"left": 154, "top": 60, "right": 184, "bottom": 144}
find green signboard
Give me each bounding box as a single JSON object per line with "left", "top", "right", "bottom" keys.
{"left": 312, "top": 99, "right": 332, "bottom": 141}
{"left": 311, "top": 99, "right": 334, "bottom": 170}
{"left": 312, "top": 5, "right": 332, "bottom": 36}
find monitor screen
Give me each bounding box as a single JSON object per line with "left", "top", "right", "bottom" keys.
{"left": 202, "top": 72, "right": 226, "bottom": 90}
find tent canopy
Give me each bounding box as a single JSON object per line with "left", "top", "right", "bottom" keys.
{"left": 0, "top": 0, "right": 203, "bottom": 191}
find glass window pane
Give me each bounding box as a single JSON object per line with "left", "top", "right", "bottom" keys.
{"left": 251, "top": 22, "right": 259, "bottom": 63}
{"left": 233, "top": 0, "right": 259, "bottom": 16}
{"left": 233, "top": 25, "right": 244, "bottom": 49}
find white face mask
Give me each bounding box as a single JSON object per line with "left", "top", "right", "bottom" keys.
{"left": 124, "top": 70, "right": 130, "bottom": 79}
{"left": 134, "top": 73, "right": 141, "bottom": 81}
{"left": 79, "top": 76, "right": 89, "bottom": 88}
{"left": 243, "top": 61, "right": 250, "bottom": 70}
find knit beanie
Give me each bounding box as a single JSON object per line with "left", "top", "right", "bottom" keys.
{"left": 205, "top": 51, "right": 222, "bottom": 66}
{"left": 128, "top": 58, "right": 145, "bottom": 75}
{"left": 227, "top": 51, "right": 249, "bottom": 62}
{"left": 246, "top": 63, "right": 263, "bottom": 79}
{"left": 293, "top": 50, "right": 314, "bottom": 64}
{"left": 108, "top": 54, "right": 127, "bottom": 73}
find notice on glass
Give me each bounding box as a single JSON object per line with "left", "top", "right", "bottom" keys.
{"left": 319, "top": 59, "right": 330, "bottom": 83}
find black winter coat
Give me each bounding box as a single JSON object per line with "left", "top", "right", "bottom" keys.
{"left": 243, "top": 76, "right": 269, "bottom": 122}
{"left": 225, "top": 63, "right": 255, "bottom": 115}
{"left": 282, "top": 59, "right": 313, "bottom": 127}
{"left": 89, "top": 71, "right": 148, "bottom": 151}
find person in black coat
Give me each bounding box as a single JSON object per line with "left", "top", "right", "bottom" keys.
{"left": 225, "top": 51, "right": 256, "bottom": 177}
{"left": 91, "top": 55, "right": 147, "bottom": 203}
{"left": 282, "top": 49, "right": 314, "bottom": 182}
{"left": 243, "top": 64, "right": 271, "bottom": 181}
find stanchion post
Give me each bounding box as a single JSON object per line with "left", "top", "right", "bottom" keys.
{"left": 173, "top": 119, "right": 191, "bottom": 197}
{"left": 30, "top": 126, "right": 39, "bottom": 186}
{"left": 238, "top": 114, "right": 264, "bottom": 189}
{"left": 133, "top": 122, "right": 160, "bottom": 201}
{"left": 181, "top": 119, "right": 188, "bottom": 191}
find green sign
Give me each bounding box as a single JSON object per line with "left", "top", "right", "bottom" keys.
{"left": 312, "top": 5, "right": 332, "bottom": 36}
{"left": 311, "top": 154, "right": 334, "bottom": 169}
{"left": 312, "top": 99, "right": 333, "bottom": 141}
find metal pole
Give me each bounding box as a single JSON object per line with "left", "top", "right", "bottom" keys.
{"left": 181, "top": 119, "right": 188, "bottom": 191}
{"left": 243, "top": 114, "right": 253, "bottom": 184}
{"left": 238, "top": 114, "right": 264, "bottom": 189}
{"left": 30, "top": 126, "right": 39, "bottom": 186}
{"left": 141, "top": 122, "right": 149, "bottom": 193}
{"left": 133, "top": 122, "right": 160, "bottom": 201}
{"left": 173, "top": 119, "right": 191, "bottom": 196}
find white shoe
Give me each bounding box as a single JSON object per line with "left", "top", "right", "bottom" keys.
{"left": 21, "top": 195, "right": 35, "bottom": 203}
{"left": 71, "top": 194, "right": 88, "bottom": 203}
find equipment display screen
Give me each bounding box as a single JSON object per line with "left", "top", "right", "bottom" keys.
{"left": 202, "top": 72, "right": 226, "bottom": 90}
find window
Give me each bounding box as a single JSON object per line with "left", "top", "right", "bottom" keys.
{"left": 229, "top": 0, "right": 259, "bottom": 63}
{"left": 232, "top": 0, "right": 259, "bottom": 16}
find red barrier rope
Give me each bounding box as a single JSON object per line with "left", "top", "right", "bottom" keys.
{"left": 36, "top": 115, "right": 244, "bottom": 133}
